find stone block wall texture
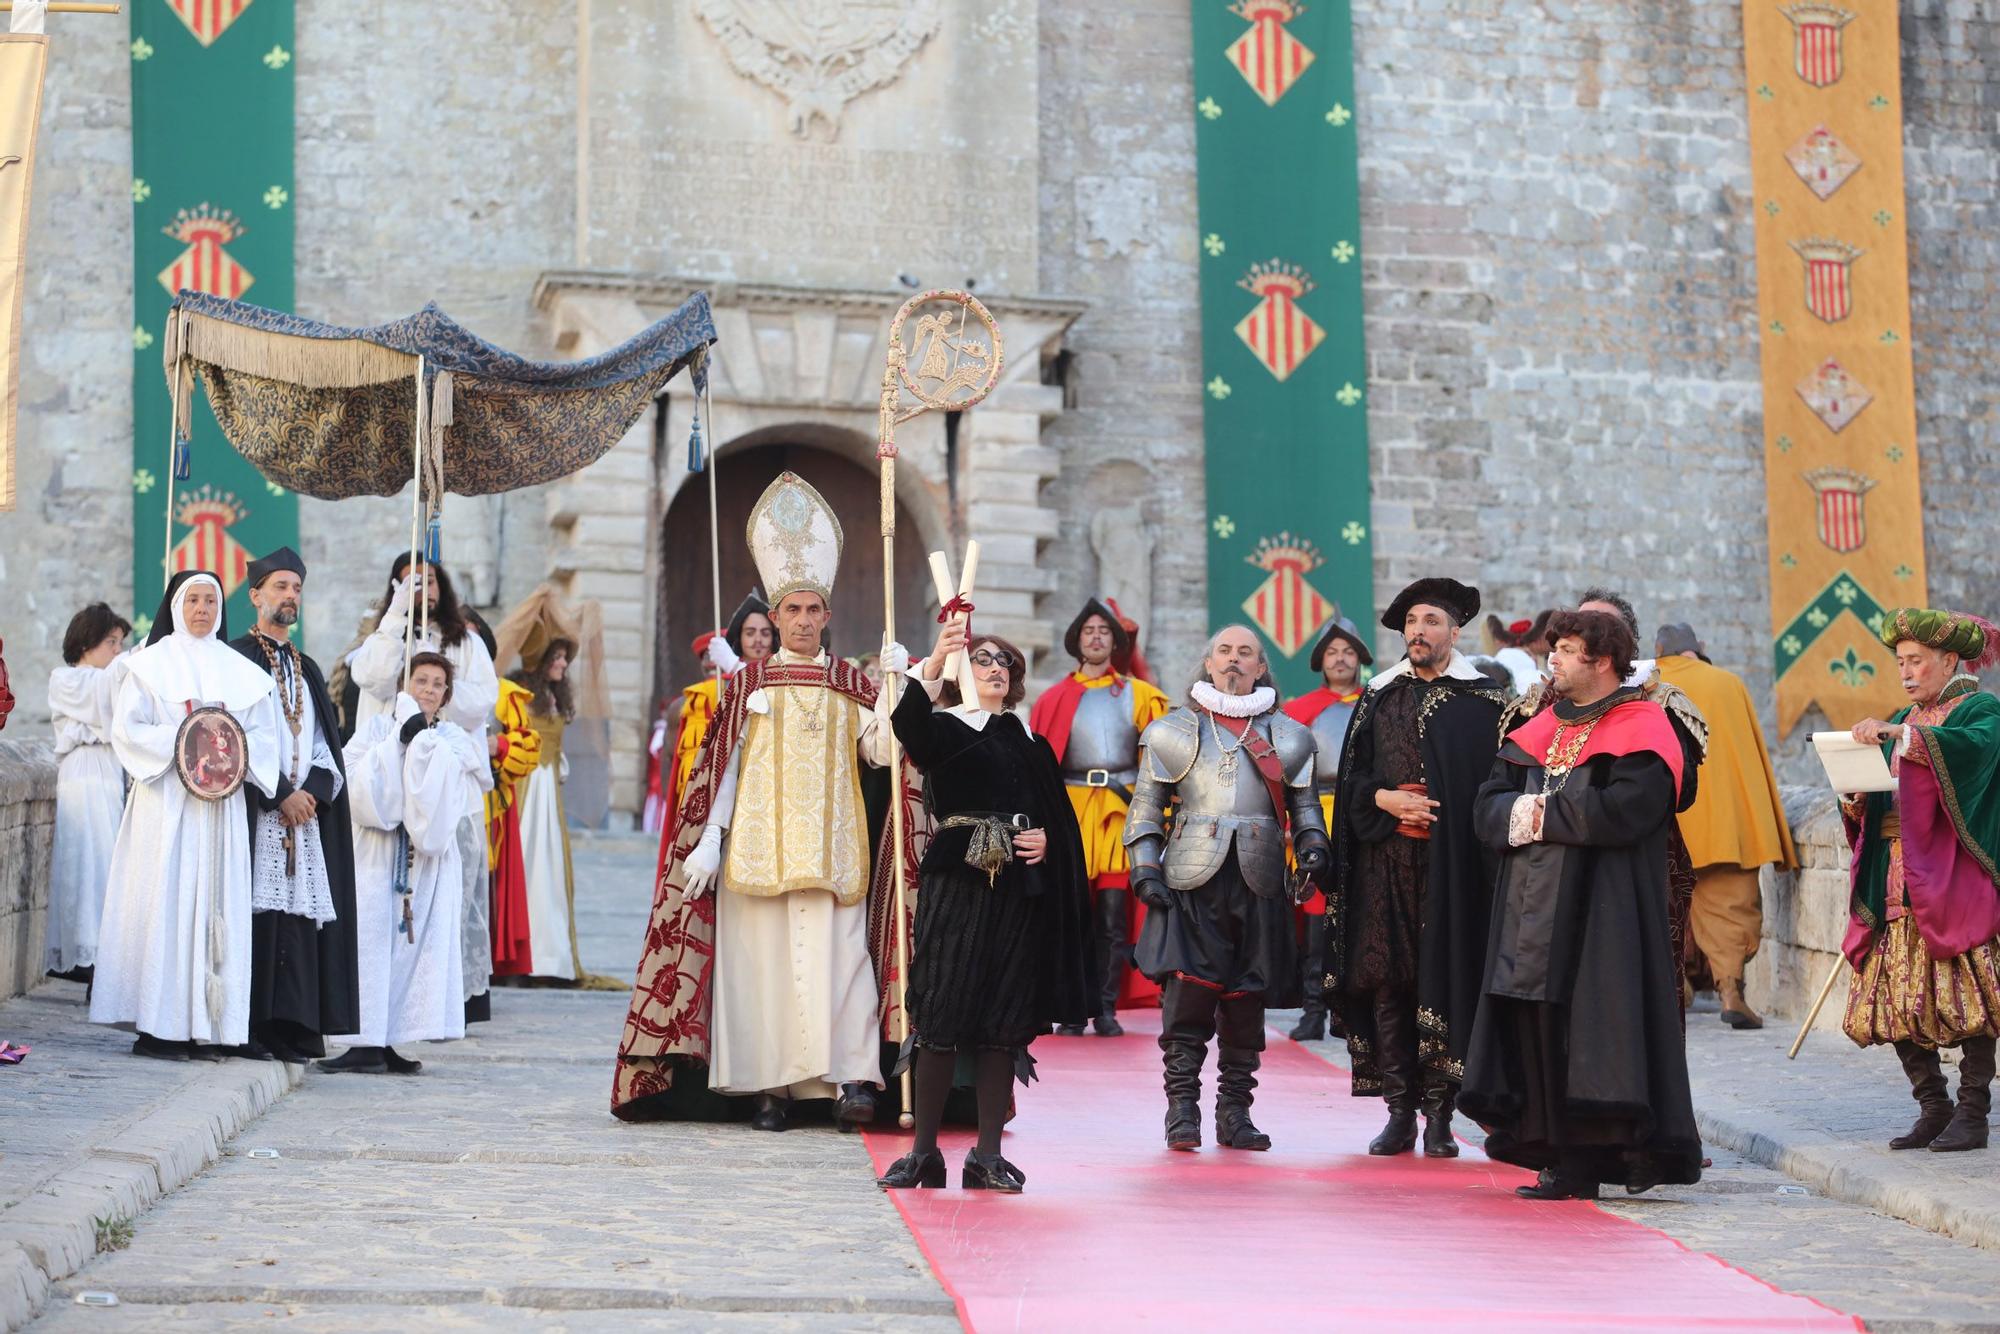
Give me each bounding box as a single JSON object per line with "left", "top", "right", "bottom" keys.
{"left": 2, "top": 1, "right": 1996, "bottom": 810}
{"left": 0, "top": 740, "right": 57, "bottom": 1002}
{"left": 1746, "top": 785, "right": 1852, "bottom": 1031}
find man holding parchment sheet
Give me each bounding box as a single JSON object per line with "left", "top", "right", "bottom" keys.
{"left": 1837, "top": 607, "right": 2000, "bottom": 1154}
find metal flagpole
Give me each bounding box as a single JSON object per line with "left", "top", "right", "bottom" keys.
{"left": 876, "top": 290, "right": 1004, "bottom": 1131}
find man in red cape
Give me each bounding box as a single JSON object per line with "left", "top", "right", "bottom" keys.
{"left": 1461, "top": 609, "right": 1703, "bottom": 1201}
{"left": 1029, "top": 598, "right": 1170, "bottom": 1034}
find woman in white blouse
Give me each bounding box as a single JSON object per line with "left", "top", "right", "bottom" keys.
{"left": 45, "top": 602, "right": 131, "bottom": 983}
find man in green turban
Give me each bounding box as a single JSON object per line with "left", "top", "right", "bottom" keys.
{"left": 1840, "top": 607, "right": 2000, "bottom": 1154}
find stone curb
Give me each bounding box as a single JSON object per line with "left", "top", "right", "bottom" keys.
{"left": 1693, "top": 1095, "right": 2000, "bottom": 1255}
{"left": 0, "top": 1058, "right": 301, "bottom": 1331}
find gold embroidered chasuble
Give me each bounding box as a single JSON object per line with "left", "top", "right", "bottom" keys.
{"left": 722, "top": 649, "right": 875, "bottom": 906}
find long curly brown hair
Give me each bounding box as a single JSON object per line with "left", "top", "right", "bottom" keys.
{"left": 510, "top": 637, "right": 577, "bottom": 720}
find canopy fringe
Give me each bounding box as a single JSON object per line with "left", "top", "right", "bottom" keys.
{"left": 177, "top": 310, "right": 417, "bottom": 389}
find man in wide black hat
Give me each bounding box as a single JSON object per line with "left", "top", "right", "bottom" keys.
{"left": 1029, "top": 598, "right": 1170, "bottom": 1035}
{"left": 1326, "top": 577, "right": 1504, "bottom": 1158}
{"left": 229, "top": 545, "right": 360, "bottom": 1062}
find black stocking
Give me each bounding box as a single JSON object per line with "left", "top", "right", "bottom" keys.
{"left": 911, "top": 1047, "right": 955, "bottom": 1157}
{"left": 975, "top": 1048, "right": 1013, "bottom": 1157}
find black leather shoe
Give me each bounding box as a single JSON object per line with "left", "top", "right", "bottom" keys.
{"left": 836, "top": 1082, "right": 877, "bottom": 1133}
{"left": 1288, "top": 1009, "right": 1326, "bottom": 1042}
{"left": 1368, "top": 1108, "right": 1419, "bottom": 1156}
{"left": 1054, "top": 1023, "right": 1086, "bottom": 1037}
{"left": 131, "top": 1033, "right": 188, "bottom": 1062}
{"left": 317, "top": 1046, "right": 388, "bottom": 1074}
{"left": 962, "top": 1150, "right": 1026, "bottom": 1193}
{"left": 382, "top": 1047, "right": 424, "bottom": 1076}
{"left": 1093, "top": 1012, "right": 1125, "bottom": 1037}
{"left": 1515, "top": 1169, "right": 1600, "bottom": 1201}
{"left": 1421, "top": 1085, "right": 1459, "bottom": 1158}
{"left": 233, "top": 1038, "right": 279, "bottom": 1061}
{"left": 750, "top": 1094, "right": 789, "bottom": 1132}
{"left": 1165, "top": 1096, "right": 1202, "bottom": 1151}
{"left": 187, "top": 1043, "right": 231, "bottom": 1062}
{"left": 877, "top": 1148, "right": 947, "bottom": 1189}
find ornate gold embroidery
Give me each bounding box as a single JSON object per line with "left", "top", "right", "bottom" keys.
{"left": 723, "top": 680, "right": 869, "bottom": 905}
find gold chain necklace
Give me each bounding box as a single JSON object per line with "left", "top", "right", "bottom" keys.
{"left": 1540, "top": 715, "right": 1603, "bottom": 794}
{"left": 787, "top": 681, "right": 827, "bottom": 735}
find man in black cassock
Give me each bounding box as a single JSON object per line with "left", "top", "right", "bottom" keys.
{"left": 1328, "top": 577, "right": 1504, "bottom": 1158}
{"left": 1460, "top": 610, "right": 1703, "bottom": 1200}
{"left": 229, "top": 547, "right": 360, "bottom": 1062}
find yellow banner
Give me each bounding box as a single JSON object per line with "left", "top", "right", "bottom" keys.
{"left": 0, "top": 32, "right": 45, "bottom": 513}
{"left": 1744, "top": 2, "right": 1925, "bottom": 734}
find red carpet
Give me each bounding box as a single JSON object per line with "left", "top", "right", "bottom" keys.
{"left": 863, "top": 1010, "right": 1860, "bottom": 1333}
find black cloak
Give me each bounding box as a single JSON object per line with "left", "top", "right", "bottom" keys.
{"left": 1327, "top": 667, "right": 1504, "bottom": 1091}
{"left": 229, "top": 630, "right": 361, "bottom": 1053}
{"left": 1457, "top": 692, "right": 1703, "bottom": 1189}
{"left": 891, "top": 683, "right": 1099, "bottom": 1043}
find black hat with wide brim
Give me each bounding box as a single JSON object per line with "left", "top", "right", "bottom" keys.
{"left": 1063, "top": 598, "right": 1131, "bottom": 661}
{"left": 1381, "top": 577, "right": 1481, "bottom": 631}
{"left": 1309, "top": 613, "right": 1373, "bottom": 672}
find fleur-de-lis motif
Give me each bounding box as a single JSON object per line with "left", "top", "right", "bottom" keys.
{"left": 1325, "top": 103, "right": 1352, "bottom": 126}
{"left": 1335, "top": 382, "right": 1363, "bottom": 406}
{"left": 1780, "top": 553, "right": 1798, "bottom": 568}
{"left": 1207, "top": 376, "right": 1232, "bottom": 400}
{"left": 130, "top": 37, "right": 154, "bottom": 61}
{"left": 1829, "top": 647, "right": 1876, "bottom": 687}
{"left": 263, "top": 45, "right": 292, "bottom": 70}
{"left": 1198, "top": 96, "right": 1223, "bottom": 120}
{"left": 1894, "top": 563, "right": 1914, "bottom": 579}
{"left": 131, "top": 614, "right": 153, "bottom": 639}
{"left": 1866, "top": 610, "right": 1886, "bottom": 634}
{"left": 132, "top": 325, "right": 155, "bottom": 351}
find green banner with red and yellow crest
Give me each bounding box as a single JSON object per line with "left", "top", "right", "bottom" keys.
{"left": 1742, "top": 1, "right": 1925, "bottom": 733}
{"left": 1191, "top": 0, "right": 1373, "bottom": 696}
{"left": 130, "top": 0, "right": 295, "bottom": 639}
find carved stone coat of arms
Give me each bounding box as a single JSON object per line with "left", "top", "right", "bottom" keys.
{"left": 694, "top": 0, "right": 943, "bottom": 140}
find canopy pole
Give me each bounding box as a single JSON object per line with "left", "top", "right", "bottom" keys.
{"left": 702, "top": 368, "right": 722, "bottom": 682}
{"left": 161, "top": 345, "right": 182, "bottom": 586}
{"left": 404, "top": 355, "right": 425, "bottom": 683}
{"left": 877, "top": 387, "right": 912, "bottom": 1130}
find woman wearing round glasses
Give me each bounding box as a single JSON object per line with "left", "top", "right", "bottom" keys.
{"left": 875, "top": 615, "right": 1096, "bottom": 1194}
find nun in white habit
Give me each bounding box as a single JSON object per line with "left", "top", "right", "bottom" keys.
{"left": 91, "top": 572, "right": 280, "bottom": 1058}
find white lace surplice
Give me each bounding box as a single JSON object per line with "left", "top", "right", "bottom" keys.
{"left": 250, "top": 653, "right": 342, "bottom": 922}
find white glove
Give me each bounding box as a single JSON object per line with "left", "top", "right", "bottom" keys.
{"left": 388, "top": 574, "right": 416, "bottom": 619}
{"left": 880, "top": 641, "right": 911, "bottom": 675}
{"left": 705, "top": 635, "right": 742, "bottom": 675}
{"left": 682, "top": 824, "right": 724, "bottom": 898}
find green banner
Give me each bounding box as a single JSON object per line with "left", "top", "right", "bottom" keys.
{"left": 1191, "top": 0, "right": 1373, "bottom": 695}
{"left": 130, "top": 0, "right": 295, "bottom": 639}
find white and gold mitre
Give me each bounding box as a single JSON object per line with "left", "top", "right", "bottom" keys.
{"left": 747, "top": 471, "right": 843, "bottom": 605}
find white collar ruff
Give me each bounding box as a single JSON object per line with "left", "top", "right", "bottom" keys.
{"left": 1191, "top": 681, "right": 1276, "bottom": 717}
{"left": 1367, "top": 649, "right": 1488, "bottom": 691}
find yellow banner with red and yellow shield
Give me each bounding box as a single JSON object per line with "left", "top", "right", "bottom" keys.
{"left": 0, "top": 32, "right": 46, "bottom": 513}
{"left": 1743, "top": 2, "right": 1925, "bottom": 733}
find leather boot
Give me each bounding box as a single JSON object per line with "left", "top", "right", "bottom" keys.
{"left": 1421, "top": 1080, "right": 1459, "bottom": 1158}
{"left": 1929, "top": 1036, "right": 1994, "bottom": 1153}
{"left": 1094, "top": 888, "right": 1131, "bottom": 1035}
{"left": 1289, "top": 915, "right": 1328, "bottom": 1041}
{"left": 1215, "top": 994, "right": 1272, "bottom": 1151}
{"left": 1717, "top": 977, "right": 1763, "bottom": 1030}
{"left": 1889, "top": 1039, "right": 1954, "bottom": 1150}
{"left": 1159, "top": 977, "right": 1217, "bottom": 1151}
{"left": 1367, "top": 989, "right": 1420, "bottom": 1156}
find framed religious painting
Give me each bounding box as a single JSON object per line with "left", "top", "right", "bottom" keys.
{"left": 175, "top": 706, "right": 248, "bottom": 802}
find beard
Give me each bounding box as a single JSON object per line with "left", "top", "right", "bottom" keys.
{"left": 1406, "top": 638, "right": 1438, "bottom": 665}
{"left": 269, "top": 603, "right": 300, "bottom": 627}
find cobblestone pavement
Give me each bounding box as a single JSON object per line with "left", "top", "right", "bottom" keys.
{"left": 21, "top": 834, "right": 956, "bottom": 1333}
{"left": 14, "top": 833, "right": 2000, "bottom": 1332}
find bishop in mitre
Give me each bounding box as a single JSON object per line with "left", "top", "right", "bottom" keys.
{"left": 613, "top": 472, "right": 901, "bottom": 1132}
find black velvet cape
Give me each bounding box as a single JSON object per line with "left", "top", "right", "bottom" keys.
{"left": 229, "top": 633, "right": 360, "bottom": 1052}
{"left": 1327, "top": 670, "right": 1504, "bottom": 1092}
{"left": 892, "top": 684, "right": 1099, "bottom": 1036}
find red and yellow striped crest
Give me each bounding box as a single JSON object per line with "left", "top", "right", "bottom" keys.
{"left": 1790, "top": 237, "right": 1862, "bottom": 323}
{"left": 1782, "top": 3, "right": 1852, "bottom": 88}
{"left": 168, "top": 0, "right": 254, "bottom": 48}
{"left": 1241, "top": 533, "right": 1333, "bottom": 658}
{"left": 158, "top": 204, "right": 254, "bottom": 299}
{"left": 1234, "top": 260, "right": 1325, "bottom": 381}
{"left": 1803, "top": 467, "right": 1874, "bottom": 554}
{"left": 171, "top": 486, "right": 251, "bottom": 596}
{"left": 1225, "top": 1, "right": 1315, "bottom": 106}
